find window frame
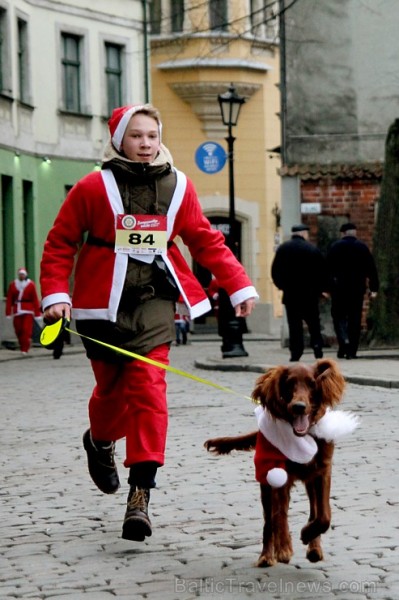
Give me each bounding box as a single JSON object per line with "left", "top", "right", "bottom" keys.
{"left": 171, "top": 0, "right": 184, "bottom": 33}
{"left": 105, "top": 42, "right": 123, "bottom": 116}
{"left": 0, "top": 7, "right": 11, "bottom": 95}
{"left": 150, "top": 0, "right": 162, "bottom": 34}
{"left": 209, "top": 0, "right": 228, "bottom": 32}
{"left": 61, "top": 31, "right": 83, "bottom": 114}
{"left": 17, "top": 16, "right": 31, "bottom": 105}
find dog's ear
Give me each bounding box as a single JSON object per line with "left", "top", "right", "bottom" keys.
{"left": 252, "top": 366, "right": 289, "bottom": 416}
{"left": 313, "top": 359, "right": 346, "bottom": 406}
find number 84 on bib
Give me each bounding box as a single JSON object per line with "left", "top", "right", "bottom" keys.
{"left": 115, "top": 214, "right": 167, "bottom": 255}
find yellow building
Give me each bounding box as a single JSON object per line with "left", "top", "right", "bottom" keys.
{"left": 149, "top": 0, "right": 282, "bottom": 334}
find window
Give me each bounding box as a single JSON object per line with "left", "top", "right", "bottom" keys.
{"left": 22, "top": 180, "right": 34, "bottom": 274}
{"left": 209, "top": 0, "right": 227, "bottom": 32}
{"left": 61, "top": 33, "right": 82, "bottom": 112}
{"left": 0, "top": 7, "right": 10, "bottom": 93}
{"left": 250, "top": 0, "right": 278, "bottom": 38}
{"left": 1, "top": 175, "right": 14, "bottom": 296}
{"left": 150, "top": 0, "right": 162, "bottom": 34}
{"left": 17, "top": 18, "right": 30, "bottom": 104}
{"left": 171, "top": 0, "right": 184, "bottom": 33}
{"left": 105, "top": 43, "right": 123, "bottom": 115}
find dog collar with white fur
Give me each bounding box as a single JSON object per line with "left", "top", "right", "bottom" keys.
{"left": 254, "top": 406, "right": 360, "bottom": 487}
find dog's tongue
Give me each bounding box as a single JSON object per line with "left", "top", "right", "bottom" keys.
{"left": 293, "top": 414, "right": 310, "bottom": 435}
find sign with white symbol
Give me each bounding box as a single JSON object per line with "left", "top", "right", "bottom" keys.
{"left": 301, "top": 203, "right": 321, "bottom": 214}
{"left": 195, "top": 142, "right": 226, "bottom": 174}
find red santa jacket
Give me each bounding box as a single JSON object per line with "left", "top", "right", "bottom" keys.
{"left": 41, "top": 168, "right": 257, "bottom": 321}
{"left": 6, "top": 279, "right": 41, "bottom": 317}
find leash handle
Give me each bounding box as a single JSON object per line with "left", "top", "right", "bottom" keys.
{"left": 40, "top": 317, "right": 70, "bottom": 347}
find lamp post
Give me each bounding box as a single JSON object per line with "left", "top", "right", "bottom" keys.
{"left": 217, "top": 83, "right": 248, "bottom": 358}
{"left": 217, "top": 83, "right": 246, "bottom": 256}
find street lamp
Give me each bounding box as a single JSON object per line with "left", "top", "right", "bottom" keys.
{"left": 217, "top": 83, "right": 248, "bottom": 358}
{"left": 218, "top": 83, "right": 246, "bottom": 256}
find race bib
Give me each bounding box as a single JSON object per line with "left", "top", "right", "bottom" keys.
{"left": 115, "top": 214, "right": 167, "bottom": 255}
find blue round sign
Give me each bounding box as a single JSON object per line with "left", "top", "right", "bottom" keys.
{"left": 195, "top": 142, "right": 226, "bottom": 174}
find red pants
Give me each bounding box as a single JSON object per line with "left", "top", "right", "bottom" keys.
{"left": 88, "top": 344, "right": 169, "bottom": 468}
{"left": 13, "top": 314, "right": 34, "bottom": 353}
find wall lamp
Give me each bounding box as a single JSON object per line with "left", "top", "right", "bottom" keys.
{"left": 42, "top": 156, "right": 52, "bottom": 164}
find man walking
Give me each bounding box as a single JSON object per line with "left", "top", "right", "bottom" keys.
{"left": 272, "top": 224, "right": 328, "bottom": 362}
{"left": 327, "top": 222, "right": 379, "bottom": 359}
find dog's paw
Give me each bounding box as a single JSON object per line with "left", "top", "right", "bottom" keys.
{"left": 203, "top": 439, "right": 219, "bottom": 453}
{"left": 275, "top": 548, "right": 293, "bottom": 564}
{"left": 256, "top": 553, "right": 277, "bottom": 568}
{"left": 203, "top": 438, "right": 231, "bottom": 454}
{"left": 306, "top": 541, "right": 324, "bottom": 563}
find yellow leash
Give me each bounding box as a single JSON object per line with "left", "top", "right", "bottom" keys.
{"left": 40, "top": 319, "right": 254, "bottom": 402}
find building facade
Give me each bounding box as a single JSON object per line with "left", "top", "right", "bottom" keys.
{"left": 279, "top": 0, "right": 399, "bottom": 248}
{"left": 0, "top": 0, "right": 145, "bottom": 342}
{"left": 149, "top": 0, "right": 282, "bottom": 333}
{"left": 0, "top": 0, "right": 283, "bottom": 344}
{"left": 278, "top": 0, "right": 399, "bottom": 344}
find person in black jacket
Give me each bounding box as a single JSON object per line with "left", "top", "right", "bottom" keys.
{"left": 327, "top": 222, "right": 379, "bottom": 359}
{"left": 271, "top": 224, "right": 328, "bottom": 362}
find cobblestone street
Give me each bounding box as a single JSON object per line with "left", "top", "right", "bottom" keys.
{"left": 0, "top": 339, "right": 398, "bottom": 599}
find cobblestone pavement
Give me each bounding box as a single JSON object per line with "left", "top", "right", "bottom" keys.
{"left": 0, "top": 337, "right": 398, "bottom": 599}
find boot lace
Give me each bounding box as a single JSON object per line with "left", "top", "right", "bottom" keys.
{"left": 127, "top": 488, "right": 149, "bottom": 513}
{"left": 95, "top": 442, "right": 116, "bottom": 469}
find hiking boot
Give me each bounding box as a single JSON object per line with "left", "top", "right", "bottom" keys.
{"left": 122, "top": 487, "right": 152, "bottom": 542}
{"left": 82, "top": 429, "right": 120, "bottom": 494}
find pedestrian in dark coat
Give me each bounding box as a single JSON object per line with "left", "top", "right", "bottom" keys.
{"left": 327, "top": 222, "right": 379, "bottom": 359}
{"left": 271, "top": 224, "right": 328, "bottom": 362}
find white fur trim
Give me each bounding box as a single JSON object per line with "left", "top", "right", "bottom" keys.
{"left": 230, "top": 286, "right": 259, "bottom": 306}
{"left": 72, "top": 308, "right": 110, "bottom": 320}
{"left": 267, "top": 468, "right": 288, "bottom": 488}
{"left": 101, "top": 169, "right": 155, "bottom": 264}
{"left": 112, "top": 106, "right": 145, "bottom": 151}
{"left": 42, "top": 292, "right": 71, "bottom": 311}
{"left": 310, "top": 409, "right": 360, "bottom": 442}
{"left": 167, "top": 169, "right": 186, "bottom": 238}
{"left": 254, "top": 406, "right": 318, "bottom": 464}
{"left": 112, "top": 105, "right": 162, "bottom": 151}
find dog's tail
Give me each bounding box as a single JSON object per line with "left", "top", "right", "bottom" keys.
{"left": 204, "top": 431, "right": 258, "bottom": 455}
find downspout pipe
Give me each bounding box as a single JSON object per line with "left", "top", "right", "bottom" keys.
{"left": 142, "top": 0, "right": 150, "bottom": 103}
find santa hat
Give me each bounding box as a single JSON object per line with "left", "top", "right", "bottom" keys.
{"left": 108, "top": 104, "right": 162, "bottom": 152}
{"left": 17, "top": 267, "right": 28, "bottom": 275}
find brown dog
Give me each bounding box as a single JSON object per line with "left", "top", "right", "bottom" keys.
{"left": 205, "top": 359, "right": 353, "bottom": 567}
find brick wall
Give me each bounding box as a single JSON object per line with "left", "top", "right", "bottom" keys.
{"left": 300, "top": 177, "right": 380, "bottom": 250}
{"left": 299, "top": 176, "right": 381, "bottom": 347}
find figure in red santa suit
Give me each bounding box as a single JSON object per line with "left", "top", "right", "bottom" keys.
{"left": 40, "top": 103, "right": 258, "bottom": 543}
{"left": 6, "top": 267, "right": 41, "bottom": 355}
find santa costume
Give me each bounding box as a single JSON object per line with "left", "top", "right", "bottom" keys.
{"left": 40, "top": 103, "right": 257, "bottom": 540}
{"left": 6, "top": 268, "right": 41, "bottom": 354}
{"left": 253, "top": 405, "right": 360, "bottom": 487}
